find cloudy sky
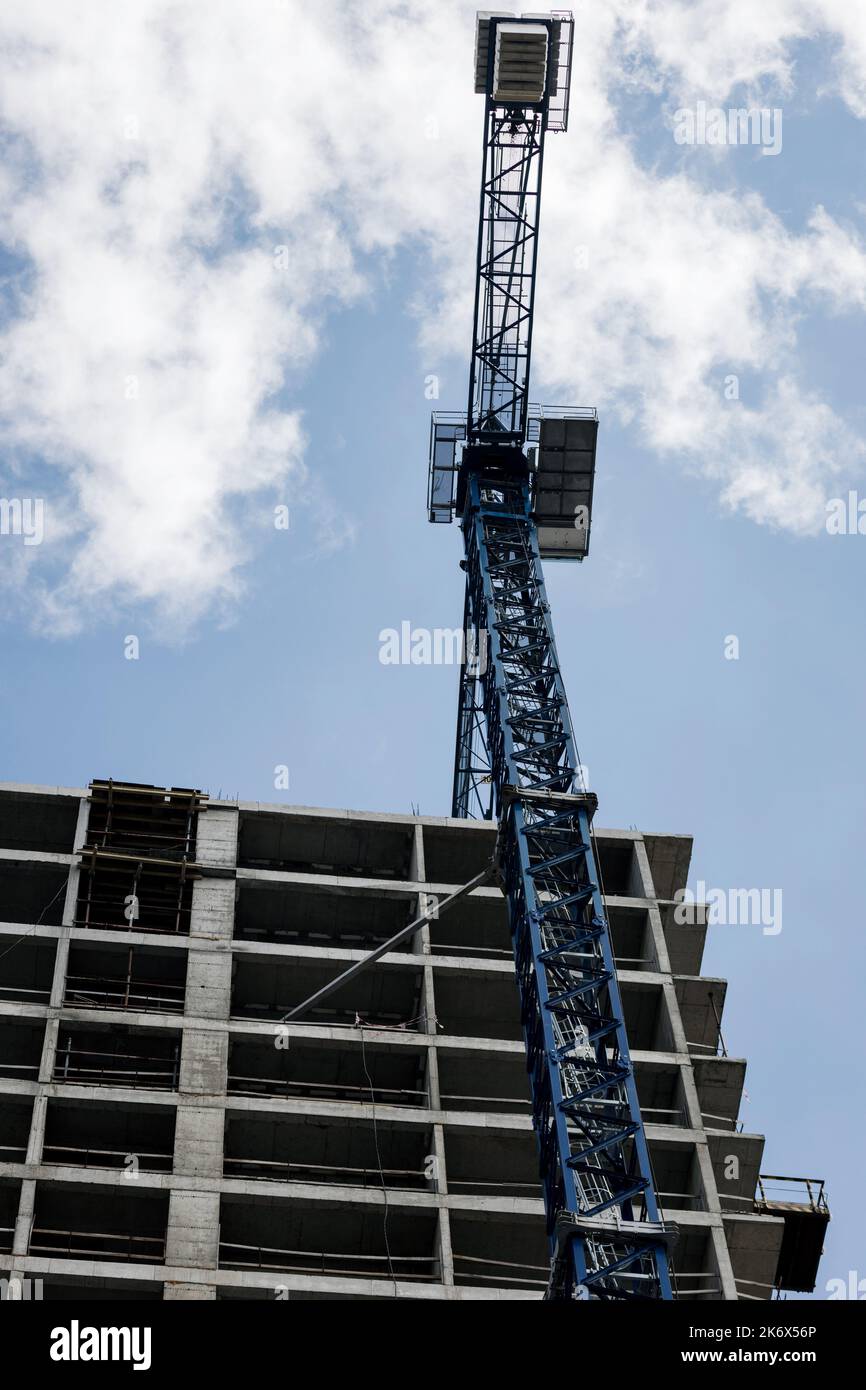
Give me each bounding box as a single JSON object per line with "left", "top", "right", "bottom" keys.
{"left": 0, "top": 1, "right": 864, "bottom": 1295}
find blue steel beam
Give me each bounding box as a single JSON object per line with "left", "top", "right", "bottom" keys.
{"left": 456, "top": 472, "right": 673, "bottom": 1299}
{"left": 438, "top": 12, "right": 673, "bottom": 1299}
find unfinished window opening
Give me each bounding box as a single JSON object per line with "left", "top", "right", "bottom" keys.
{"left": 0, "top": 1097, "right": 34, "bottom": 1163}
{"left": 0, "top": 1178, "right": 21, "bottom": 1253}
{"left": 607, "top": 905, "right": 656, "bottom": 972}
{"left": 0, "top": 788, "right": 79, "bottom": 854}
{"left": 237, "top": 811, "right": 414, "bottom": 881}
{"left": 421, "top": 823, "right": 497, "bottom": 886}
{"left": 647, "top": 1138, "right": 705, "bottom": 1214}
{"left": 0, "top": 935, "right": 56, "bottom": 1005}
{"left": 53, "top": 1026, "right": 181, "bottom": 1090}
{"left": 634, "top": 1060, "right": 688, "bottom": 1129}
{"left": 43, "top": 1098, "right": 175, "bottom": 1173}
{"left": 224, "top": 1112, "right": 434, "bottom": 1192}
{"left": 451, "top": 1211, "right": 548, "bottom": 1292}
{"left": 668, "top": 1226, "right": 722, "bottom": 1300}
{"left": 75, "top": 852, "right": 196, "bottom": 935}
{"left": 227, "top": 1034, "right": 429, "bottom": 1108}
{"left": 619, "top": 980, "right": 672, "bottom": 1051}
{"left": 438, "top": 1046, "right": 530, "bottom": 1113}
{"left": 231, "top": 956, "right": 426, "bottom": 1032}
{"left": 445, "top": 1127, "right": 539, "bottom": 1199}
{"left": 594, "top": 837, "right": 642, "bottom": 897}
{"left": 432, "top": 966, "right": 523, "bottom": 1041}
{"left": 64, "top": 941, "right": 187, "bottom": 1015}
{"left": 0, "top": 860, "right": 67, "bottom": 927}
{"left": 0, "top": 1018, "right": 45, "bottom": 1082}
{"left": 426, "top": 890, "right": 510, "bottom": 961}
{"left": 234, "top": 879, "right": 415, "bottom": 952}
{"left": 29, "top": 1183, "right": 168, "bottom": 1265}
{"left": 219, "top": 1196, "right": 439, "bottom": 1283}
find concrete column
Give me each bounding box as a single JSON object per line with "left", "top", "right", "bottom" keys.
{"left": 46, "top": 795, "right": 89, "bottom": 1013}
{"left": 163, "top": 1189, "right": 221, "bottom": 1270}
{"left": 11, "top": 1179, "right": 35, "bottom": 1257}
{"left": 48, "top": 935, "right": 70, "bottom": 1009}
{"left": 190, "top": 879, "right": 235, "bottom": 942}
{"left": 196, "top": 808, "right": 238, "bottom": 869}
{"left": 162, "top": 804, "right": 234, "bottom": 1298}
{"left": 172, "top": 1106, "right": 224, "bottom": 1181}
{"left": 645, "top": 903, "right": 673, "bottom": 975}
{"left": 37, "top": 1018, "right": 59, "bottom": 1084}
{"left": 710, "top": 1223, "right": 739, "bottom": 1300}
{"left": 25, "top": 1094, "right": 47, "bottom": 1165}
{"left": 59, "top": 795, "right": 90, "bottom": 927}
{"left": 632, "top": 836, "right": 657, "bottom": 899}
{"left": 184, "top": 950, "right": 232, "bottom": 1021}
{"left": 678, "top": 1059, "right": 705, "bottom": 1131}
{"left": 695, "top": 1141, "right": 724, "bottom": 1216}
{"left": 413, "top": 823, "right": 455, "bottom": 1287}
{"left": 663, "top": 980, "right": 689, "bottom": 1054}
{"left": 178, "top": 1029, "right": 229, "bottom": 1097}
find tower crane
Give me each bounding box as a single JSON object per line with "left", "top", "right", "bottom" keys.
{"left": 426, "top": 10, "right": 675, "bottom": 1301}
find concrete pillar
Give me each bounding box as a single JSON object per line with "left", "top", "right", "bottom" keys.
{"left": 11, "top": 1179, "right": 35, "bottom": 1257}
{"left": 178, "top": 1029, "right": 229, "bottom": 1097}
{"left": 632, "top": 836, "right": 657, "bottom": 899}
{"left": 163, "top": 1190, "right": 220, "bottom": 1270}
{"left": 190, "top": 879, "right": 235, "bottom": 942}
{"left": 196, "top": 808, "right": 239, "bottom": 869}
{"left": 172, "top": 1105, "right": 225, "bottom": 1181}
{"left": 412, "top": 823, "right": 455, "bottom": 1287}
{"left": 25, "top": 1094, "right": 47, "bottom": 1165}
{"left": 184, "top": 950, "right": 232, "bottom": 1021}
{"left": 645, "top": 903, "right": 673, "bottom": 975}
{"left": 37, "top": 1018, "right": 59, "bottom": 1084}
{"left": 710, "top": 1223, "right": 739, "bottom": 1300}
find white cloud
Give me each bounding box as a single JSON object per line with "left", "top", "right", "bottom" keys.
{"left": 1, "top": 1, "right": 866, "bottom": 636}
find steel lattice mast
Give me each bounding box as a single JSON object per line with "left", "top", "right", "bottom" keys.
{"left": 427, "top": 11, "right": 674, "bottom": 1300}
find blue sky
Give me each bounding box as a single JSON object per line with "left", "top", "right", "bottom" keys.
{"left": 1, "top": 1, "right": 864, "bottom": 1297}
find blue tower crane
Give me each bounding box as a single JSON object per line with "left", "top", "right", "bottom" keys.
{"left": 426, "top": 10, "right": 675, "bottom": 1301}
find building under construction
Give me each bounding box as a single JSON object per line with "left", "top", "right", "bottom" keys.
{"left": 0, "top": 7, "right": 830, "bottom": 1306}
{"left": 0, "top": 779, "right": 828, "bottom": 1300}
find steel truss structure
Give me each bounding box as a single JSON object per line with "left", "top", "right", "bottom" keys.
{"left": 467, "top": 106, "right": 543, "bottom": 444}
{"left": 435, "top": 12, "right": 673, "bottom": 1300}
{"left": 456, "top": 474, "right": 672, "bottom": 1298}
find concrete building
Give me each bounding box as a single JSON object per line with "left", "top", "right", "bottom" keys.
{"left": 0, "top": 779, "right": 827, "bottom": 1300}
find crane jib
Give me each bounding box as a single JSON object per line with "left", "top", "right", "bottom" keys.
{"left": 433, "top": 11, "right": 674, "bottom": 1301}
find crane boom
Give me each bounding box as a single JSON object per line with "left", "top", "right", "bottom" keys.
{"left": 427, "top": 10, "right": 674, "bottom": 1300}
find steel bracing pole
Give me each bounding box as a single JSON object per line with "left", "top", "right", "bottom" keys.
{"left": 459, "top": 472, "right": 673, "bottom": 1300}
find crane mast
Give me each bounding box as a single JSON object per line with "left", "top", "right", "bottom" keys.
{"left": 427, "top": 11, "right": 674, "bottom": 1300}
